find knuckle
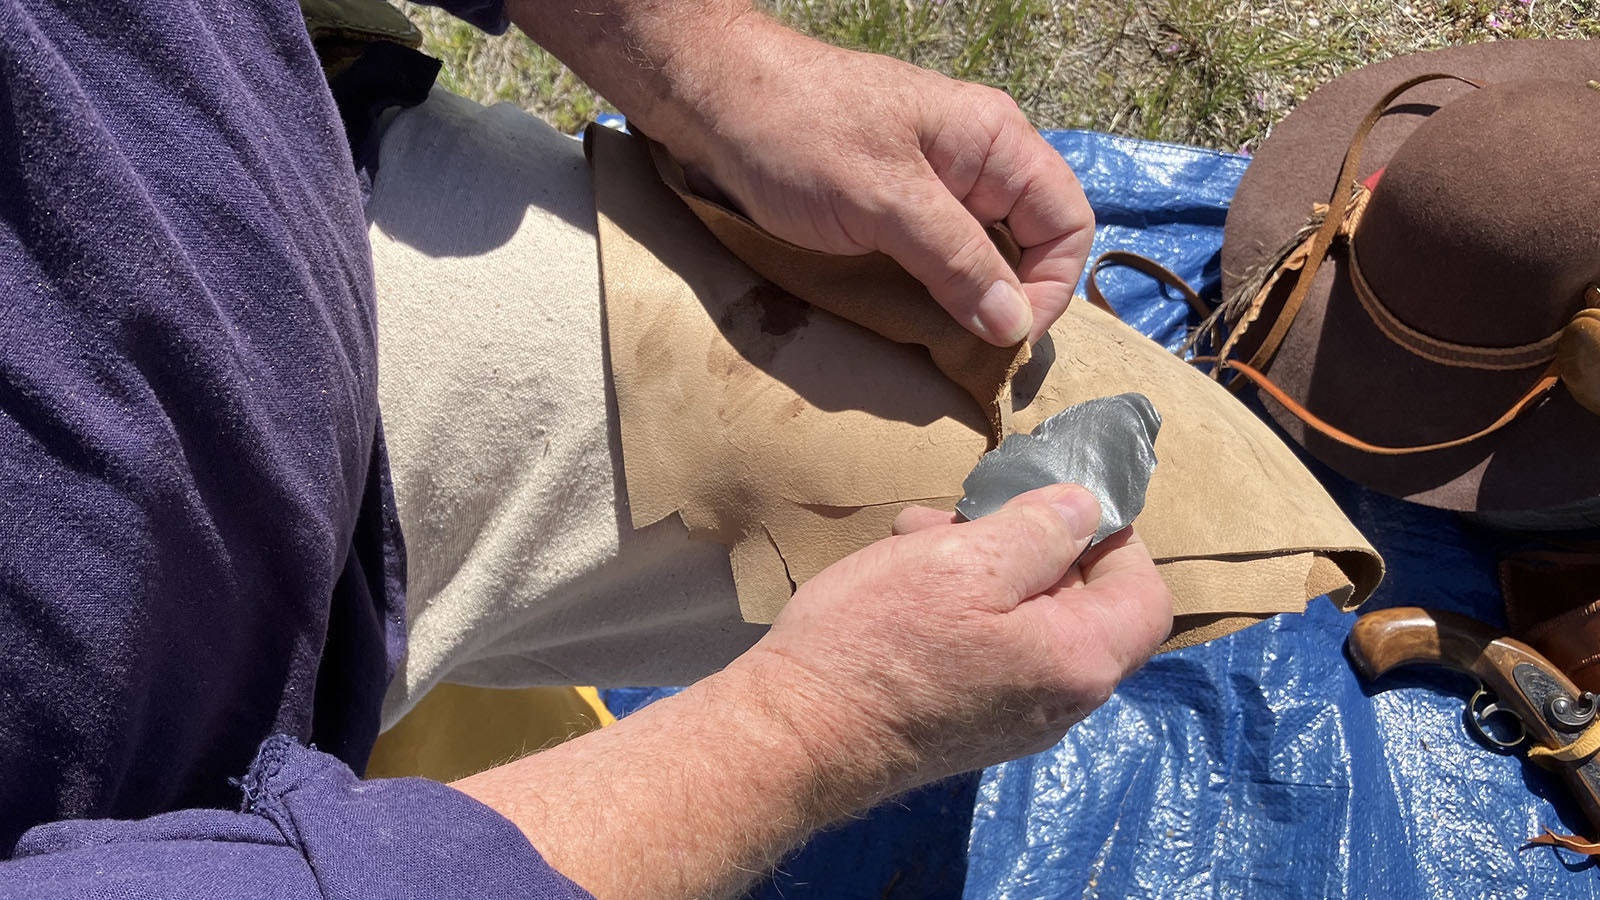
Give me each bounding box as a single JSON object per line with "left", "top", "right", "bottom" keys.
{"left": 913, "top": 529, "right": 991, "bottom": 582}
{"left": 908, "top": 528, "right": 1014, "bottom": 602}
{"left": 1036, "top": 618, "right": 1130, "bottom": 708}
{"left": 1093, "top": 581, "right": 1173, "bottom": 669}
{"left": 936, "top": 228, "right": 1000, "bottom": 292}
{"left": 969, "top": 82, "right": 1020, "bottom": 115}
{"left": 1140, "top": 577, "right": 1178, "bottom": 647}
{"left": 1047, "top": 652, "right": 1121, "bottom": 711}
{"left": 1077, "top": 667, "right": 1122, "bottom": 710}
{"left": 1003, "top": 504, "right": 1070, "bottom": 554}
{"left": 861, "top": 175, "right": 920, "bottom": 218}
{"left": 1104, "top": 566, "right": 1176, "bottom": 652}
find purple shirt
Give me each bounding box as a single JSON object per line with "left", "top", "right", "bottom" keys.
{"left": 0, "top": 0, "right": 587, "bottom": 895}
{"left": 3, "top": 737, "right": 588, "bottom": 899}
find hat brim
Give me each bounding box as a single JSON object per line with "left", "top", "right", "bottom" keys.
{"left": 1222, "top": 39, "right": 1600, "bottom": 514}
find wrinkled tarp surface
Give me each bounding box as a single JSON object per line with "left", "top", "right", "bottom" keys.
{"left": 605, "top": 129, "right": 1600, "bottom": 899}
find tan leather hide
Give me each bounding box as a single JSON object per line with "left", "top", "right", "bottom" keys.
{"left": 589, "top": 125, "right": 1382, "bottom": 650}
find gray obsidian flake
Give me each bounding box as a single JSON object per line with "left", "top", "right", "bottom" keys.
{"left": 956, "top": 393, "right": 1161, "bottom": 546}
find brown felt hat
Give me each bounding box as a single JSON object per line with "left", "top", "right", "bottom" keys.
{"left": 1221, "top": 40, "right": 1600, "bottom": 522}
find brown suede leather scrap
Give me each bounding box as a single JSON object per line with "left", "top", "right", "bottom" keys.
{"left": 646, "top": 138, "right": 1029, "bottom": 444}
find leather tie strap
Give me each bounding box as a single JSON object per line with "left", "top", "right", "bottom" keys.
{"left": 1085, "top": 248, "right": 1569, "bottom": 456}
{"left": 1240, "top": 72, "right": 1483, "bottom": 375}
{"left": 1528, "top": 829, "right": 1600, "bottom": 856}
{"left": 1087, "top": 246, "right": 1569, "bottom": 456}
{"left": 1223, "top": 357, "right": 1561, "bottom": 456}
{"left": 1216, "top": 188, "right": 1367, "bottom": 382}
{"left": 1086, "top": 251, "right": 1213, "bottom": 318}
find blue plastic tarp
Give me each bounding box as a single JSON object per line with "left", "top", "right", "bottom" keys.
{"left": 604, "top": 129, "right": 1600, "bottom": 899}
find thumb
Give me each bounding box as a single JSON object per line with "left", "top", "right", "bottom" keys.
{"left": 942, "top": 484, "right": 1102, "bottom": 607}
{"left": 891, "top": 505, "right": 959, "bottom": 535}
{"left": 870, "top": 174, "right": 1033, "bottom": 347}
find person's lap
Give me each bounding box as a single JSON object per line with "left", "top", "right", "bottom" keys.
{"left": 368, "top": 90, "right": 767, "bottom": 728}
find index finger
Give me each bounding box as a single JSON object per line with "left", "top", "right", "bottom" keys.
{"left": 1071, "top": 528, "right": 1174, "bottom": 663}
{"left": 1022, "top": 528, "right": 1173, "bottom": 671}
{"left": 1005, "top": 133, "right": 1095, "bottom": 341}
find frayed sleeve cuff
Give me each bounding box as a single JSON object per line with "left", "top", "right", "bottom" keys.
{"left": 8, "top": 735, "right": 593, "bottom": 900}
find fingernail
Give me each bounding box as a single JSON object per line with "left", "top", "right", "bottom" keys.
{"left": 1049, "top": 486, "right": 1101, "bottom": 538}
{"left": 975, "top": 281, "right": 1032, "bottom": 346}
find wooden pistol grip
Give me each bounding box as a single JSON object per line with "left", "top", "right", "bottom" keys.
{"left": 1349, "top": 606, "right": 1600, "bottom": 833}
{"left": 1350, "top": 607, "right": 1538, "bottom": 687}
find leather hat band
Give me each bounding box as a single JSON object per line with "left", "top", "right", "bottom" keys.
{"left": 1346, "top": 245, "right": 1568, "bottom": 371}
{"left": 1221, "top": 292, "right": 1600, "bottom": 457}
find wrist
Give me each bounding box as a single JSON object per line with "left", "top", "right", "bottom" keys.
{"left": 504, "top": 0, "right": 774, "bottom": 163}
{"left": 717, "top": 646, "right": 922, "bottom": 824}
{"left": 615, "top": 10, "right": 803, "bottom": 170}
{"left": 451, "top": 653, "right": 915, "bottom": 899}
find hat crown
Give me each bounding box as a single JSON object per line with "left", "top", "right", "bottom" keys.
{"left": 1351, "top": 79, "right": 1600, "bottom": 348}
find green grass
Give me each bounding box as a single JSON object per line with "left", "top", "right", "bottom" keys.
{"left": 398, "top": 0, "right": 1599, "bottom": 152}
{"left": 394, "top": 4, "right": 612, "bottom": 132}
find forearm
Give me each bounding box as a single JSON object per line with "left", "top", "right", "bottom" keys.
{"left": 450, "top": 654, "right": 904, "bottom": 900}
{"left": 503, "top": 0, "right": 787, "bottom": 163}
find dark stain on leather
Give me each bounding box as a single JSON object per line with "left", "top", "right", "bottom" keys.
{"left": 716, "top": 284, "right": 813, "bottom": 367}
{"left": 750, "top": 283, "right": 812, "bottom": 336}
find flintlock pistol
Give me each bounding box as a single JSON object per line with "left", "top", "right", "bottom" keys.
{"left": 1348, "top": 606, "right": 1600, "bottom": 836}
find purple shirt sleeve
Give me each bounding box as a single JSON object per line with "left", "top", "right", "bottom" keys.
{"left": 1, "top": 0, "right": 403, "bottom": 850}
{"left": 0, "top": 2, "right": 589, "bottom": 895}
{"left": 1, "top": 736, "right": 594, "bottom": 900}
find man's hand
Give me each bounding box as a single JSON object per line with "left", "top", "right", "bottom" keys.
{"left": 452, "top": 485, "right": 1172, "bottom": 899}
{"left": 662, "top": 25, "right": 1094, "bottom": 348}
{"left": 732, "top": 484, "right": 1173, "bottom": 803}
{"left": 507, "top": 0, "right": 1094, "bottom": 346}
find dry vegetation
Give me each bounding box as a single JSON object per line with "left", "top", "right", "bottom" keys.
{"left": 399, "top": 0, "right": 1599, "bottom": 152}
